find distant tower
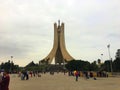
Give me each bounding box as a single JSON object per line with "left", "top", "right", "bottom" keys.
{"left": 40, "top": 21, "right": 74, "bottom": 65}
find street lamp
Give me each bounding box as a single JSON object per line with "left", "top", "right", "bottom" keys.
{"left": 107, "top": 44, "right": 113, "bottom": 74}
{"left": 101, "top": 54, "right": 103, "bottom": 62}
{"left": 11, "top": 56, "right": 13, "bottom": 61}
{"left": 10, "top": 56, "right": 13, "bottom": 73}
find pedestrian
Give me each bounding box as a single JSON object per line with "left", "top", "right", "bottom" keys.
{"left": 26, "top": 71, "right": 29, "bottom": 80}
{"left": 30, "top": 71, "right": 32, "bottom": 77}
{"left": 0, "top": 71, "right": 3, "bottom": 90}
{"left": 21, "top": 72, "right": 24, "bottom": 80}
{"left": 1, "top": 71, "right": 10, "bottom": 90}
{"left": 74, "top": 70, "right": 79, "bottom": 81}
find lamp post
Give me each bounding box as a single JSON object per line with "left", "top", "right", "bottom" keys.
{"left": 107, "top": 44, "right": 113, "bottom": 74}
{"left": 10, "top": 56, "right": 13, "bottom": 73}
{"left": 101, "top": 54, "right": 103, "bottom": 62}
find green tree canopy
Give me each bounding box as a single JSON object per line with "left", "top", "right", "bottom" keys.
{"left": 65, "top": 60, "right": 90, "bottom": 71}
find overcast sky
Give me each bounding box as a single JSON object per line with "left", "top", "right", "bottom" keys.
{"left": 0, "top": 0, "right": 120, "bottom": 66}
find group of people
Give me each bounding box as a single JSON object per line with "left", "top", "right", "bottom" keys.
{"left": 18, "top": 71, "right": 41, "bottom": 80}
{"left": 72, "top": 70, "right": 98, "bottom": 81}
{"left": 0, "top": 71, "right": 10, "bottom": 90}
{"left": 20, "top": 71, "right": 29, "bottom": 80}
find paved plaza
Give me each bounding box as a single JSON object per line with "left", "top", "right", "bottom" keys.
{"left": 10, "top": 73, "right": 120, "bottom": 90}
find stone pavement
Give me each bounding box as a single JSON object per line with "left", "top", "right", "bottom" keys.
{"left": 10, "top": 73, "right": 120, "bottom": 90}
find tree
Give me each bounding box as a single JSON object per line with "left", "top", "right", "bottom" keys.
{"left": 65, "top": 60, "right": 90, "bottom": 71}
{"left": 113, "top": 58, "right": 120, "bottom": 72}
{"left": 100, "top": 60, "right": 111, "bottom": 72}
{"left": 90, "top": 61, "right": 99, "bottom": 71}
{"left": 0, "top": 60, "right": 19, "bottom": 73}
{"left": 25, "top": 61, "right": 37, "bottom": 68}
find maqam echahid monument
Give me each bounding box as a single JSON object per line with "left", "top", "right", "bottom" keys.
{"left": 40, "top": 20, "right": 75, "bottom": 65}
